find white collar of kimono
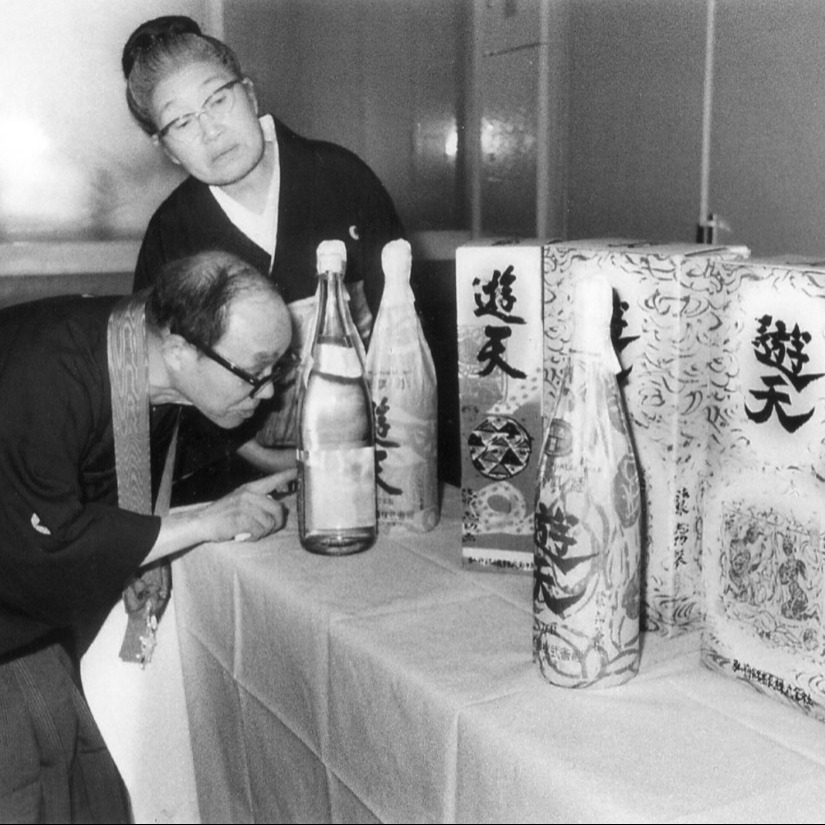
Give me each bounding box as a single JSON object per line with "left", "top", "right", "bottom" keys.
{"left": 209, "top": 114, "right": 280, "bottom": 263}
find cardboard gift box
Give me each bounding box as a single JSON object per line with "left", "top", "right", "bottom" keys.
{"left": 542, "top": 239, "right": 748, "bottom": 636}
{"left": 701, "top": 257, "right": 825, "bottom": 720}
{"left": 457, "top": 238, "right": 550, "bottom": 572}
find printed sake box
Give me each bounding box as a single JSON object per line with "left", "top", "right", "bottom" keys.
{"left": 457, "top": 238, "right": 549, "bottom": 572}
{"left": 701, "top": 258, "right": 825, "bottom": 720}
{"left": 542, "top": 239, "right": 748, "bottom": 635}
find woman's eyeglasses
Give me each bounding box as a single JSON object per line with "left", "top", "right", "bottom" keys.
{"left": 155, "top": 78, "right": 245, "bottom": 143}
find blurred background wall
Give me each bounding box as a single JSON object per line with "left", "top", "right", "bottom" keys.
{"left": 227, "top": 0, "right": 825, "bottom": 257}
{"left": 3, "top": 0, "right": 825, "bottom": 266}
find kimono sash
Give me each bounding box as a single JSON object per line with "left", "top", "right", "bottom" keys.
{"left": 107, "top": 293, "right": 177, "bottom": 666}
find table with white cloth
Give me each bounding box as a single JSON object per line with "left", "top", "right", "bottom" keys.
{"left": 171, "top": 486, "right": 825, "bottom": 823}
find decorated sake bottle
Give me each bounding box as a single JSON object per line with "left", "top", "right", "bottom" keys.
{"left": 533, "top": 273, "right": 642, "bottom": 688}
{"left": 365, "top": 239, "right": 440, "bottom": 532}
{"left": 297, "top": 240, "right": 377, "bottom": 555}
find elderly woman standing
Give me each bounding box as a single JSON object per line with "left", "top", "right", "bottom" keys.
{"left": 122, "top": 15, "right": 406, "bottom": 498}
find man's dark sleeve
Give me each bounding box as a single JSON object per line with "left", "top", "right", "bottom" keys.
{"left": 0, "top": 322, "right": 159, "bottom": 654}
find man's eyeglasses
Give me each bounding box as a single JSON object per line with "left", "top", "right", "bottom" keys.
{"left": 192, "top": 341, "right": 300, "bottom": 399}
{"left": 155, "top": 78, "right": 245, "bottom": 143}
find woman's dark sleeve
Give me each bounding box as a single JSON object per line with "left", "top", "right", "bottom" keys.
{"left": 353, "top": 164, "right": 407, "bottom": 317}
{"left": 133, "top": 221, "right": 167, "bottom": 292}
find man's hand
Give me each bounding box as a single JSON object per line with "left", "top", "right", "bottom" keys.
{"left": 147, "top": 468, "right": 298, "bottom": 565}
{"left": 199, "top": 469, "right": 297, "bottom": 543}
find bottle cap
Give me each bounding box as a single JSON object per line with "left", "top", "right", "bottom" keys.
{"left": 381, "top": 238, "right": 412, "bottom": 282}
{"left": 316, "top": 240, "right": 347, "bottom": 274}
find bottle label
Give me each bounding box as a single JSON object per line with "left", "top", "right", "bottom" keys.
{"left": 309, "top": 341, "right": 363, "bottom": 378}
{"left": 301, "top": 446, "right": 376, "bottom": 530}
{"left": 376, "top": 456, "right": 440, "bottom": 532}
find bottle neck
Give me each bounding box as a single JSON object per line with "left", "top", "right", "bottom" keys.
{"left": 569, "top": 273, "right": 620, "bottom": 374}
{"left": 570, "top": 318, "right": 621, "bottom": 374}
{"left": 315, "top": 269, "right": 353, "bottom": 345}
{"left": 382, "top": 256, "right": 414, "bottom": 304}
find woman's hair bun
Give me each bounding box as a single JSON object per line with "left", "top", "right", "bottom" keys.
{"left": 122, "top": 15, "right": 203, "bottom": 78}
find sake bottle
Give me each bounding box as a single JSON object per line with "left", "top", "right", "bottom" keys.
{"left": 533, "top": 273, "right": 642, "bottom": 688}
{"left": 297, "top": 240, "right": 377, "bottom": 555}
{"left": 365, "top": 239, "right": 440, "bottom": 532}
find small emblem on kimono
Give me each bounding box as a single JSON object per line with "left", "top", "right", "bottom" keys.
{"left": 349, "top": 224, "right": 360, "bottom": 240}
{"left": 30, "top": 513, "right": 51, "bottom": 535}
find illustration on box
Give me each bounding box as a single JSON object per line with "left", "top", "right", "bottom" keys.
{"left": 702, "top": 471, "right": 825, "bottom": 722}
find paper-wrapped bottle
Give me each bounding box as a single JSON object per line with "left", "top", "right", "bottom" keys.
{"left": 297, "top": 240, "right": 377, "bottom": 555}
{"left": 533, "top": 273, "right": 642, "bottom": 688}
{"left": 365, "top": 239, "right": 440, "bottom": 532}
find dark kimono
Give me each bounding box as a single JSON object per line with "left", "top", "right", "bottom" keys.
{"left": 0, "top": 296, "right": 176, "bottom": 822}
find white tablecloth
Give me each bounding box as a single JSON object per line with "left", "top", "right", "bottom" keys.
{"left": 172, "top": 487, "right": 825, "bottom": 823}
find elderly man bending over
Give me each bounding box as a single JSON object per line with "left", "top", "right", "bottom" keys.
{"left": 0, "top": 250, "right": 295, "bottom": 823}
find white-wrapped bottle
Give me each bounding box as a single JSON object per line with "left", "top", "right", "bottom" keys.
{"left": 533, "top": 273, "right": 642, "bottom": 687}
{"left": 365, "top": 239, "right": 439, "bottom": 532}
{"left": 297, "top": 240, "right": 377, "bottom": 555}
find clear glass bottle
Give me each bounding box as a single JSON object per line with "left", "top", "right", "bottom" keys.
{"left": 297, "top": 240, "right": 377, "bottom": 555}
{"left": 533, "top": 273, "right": 642, "bottom": 688}
{"left": 365, "top": 239, "right": 439, "bottom": 532}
